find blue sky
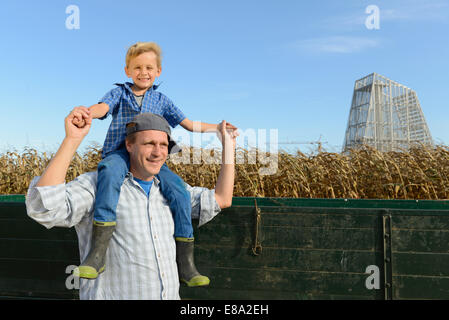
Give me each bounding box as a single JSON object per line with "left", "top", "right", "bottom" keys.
{"left": 0, "top": 0, "right": 448, "bottom": 154}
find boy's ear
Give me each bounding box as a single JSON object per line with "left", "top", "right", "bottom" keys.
{"left": 156, "top": 66, "right": 162, "bottom": 77}
{"left": 124, "top": 66, "right": 130, "bottom": 77}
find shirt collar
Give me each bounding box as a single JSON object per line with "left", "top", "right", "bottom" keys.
{"left": 126, "top": 172, "right": 160, "bottom": 186}
{"left": 115, "top": 82, "right": 161, "bottom": 95}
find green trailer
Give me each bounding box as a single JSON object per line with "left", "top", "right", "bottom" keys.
{"left": 1, "top": 195, "right": 449, "bottom": 300}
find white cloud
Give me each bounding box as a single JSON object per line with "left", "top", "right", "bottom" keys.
{"left": 290, "top": 36, "right": 380, "bottom": 54}
{"left": 379, "top": 4, "right": 449, "bottom": 22}
{"left": 322, "top": 1, "right": 449, "bottom": 30}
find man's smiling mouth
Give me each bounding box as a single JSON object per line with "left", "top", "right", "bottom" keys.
{"left": 146, "top": 158, "right": 161, "bottom": 164}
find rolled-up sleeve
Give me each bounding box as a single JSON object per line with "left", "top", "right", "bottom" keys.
{"left": 185, "top": 184, "right": 221, "bottom": 227}
{"left": 25, "top": 172, "right": 98, "bottom": 229}
{"left": 161, "top": 95, "right": 186, "bottom": 128}
{"left": 98, "top": 86, "right": 123, "bottom": 120}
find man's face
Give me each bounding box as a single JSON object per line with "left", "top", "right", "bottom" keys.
{"left": 125, "top": 51, "right": 162, "bottom": 91}
{"left": 125, "top": 130, "right": 169, "bottom": 181}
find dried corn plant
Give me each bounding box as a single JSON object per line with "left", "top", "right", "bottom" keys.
{"left": 1, "top": 144, "right": 449, "bottom": 199}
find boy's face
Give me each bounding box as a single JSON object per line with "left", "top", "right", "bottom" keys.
{"left": 125, "top": 51, "right": 162, "bottom": 91}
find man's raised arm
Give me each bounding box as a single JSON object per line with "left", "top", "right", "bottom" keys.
{"left": 214, "top": 120, "right": 237, "bottom": 209}
{"left": 36, "top": 108, "right": 92, "bottom": 187}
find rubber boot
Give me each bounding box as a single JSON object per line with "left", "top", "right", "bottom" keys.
{"left": 73, "top": 221, "right": 116, "bottom": 279}
{"left": 176, "top": 237, "right": 210, "bottom": 287}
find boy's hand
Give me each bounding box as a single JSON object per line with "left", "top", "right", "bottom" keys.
{"left": 217, "top": 120, "right": 237, "bottom": 165}
{"left": 217, "top": 120, "right": 237, "bottom": 147}
{"left": 65, "top": 108, "right": 92, "bottom": 141}
{"left": 221, "top": 121, "right": 239, "bottom": 139}
{"left": 71, "top": 106, "right": 91, "bottom": 128}
{"left": 224, "top": 122, "right": 237, "bottom": 130}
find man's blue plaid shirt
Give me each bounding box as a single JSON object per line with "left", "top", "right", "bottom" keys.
{"left": 99, "top": 82, "right": 186, "bottom": 158}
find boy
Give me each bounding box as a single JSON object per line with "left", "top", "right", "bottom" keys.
{"left": 71, "top": 42, "right": 237, "bottom": 287}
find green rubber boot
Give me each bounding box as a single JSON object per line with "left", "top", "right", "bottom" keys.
{"left": 73, "top": 221, "right": 116, "bottom": 279}
{"left": 176, "top": 237, "right": 210, "bottom": 287}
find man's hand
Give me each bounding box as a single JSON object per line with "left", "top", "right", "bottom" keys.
{"left": 217, "top": 120, "right": 237, "bottom": 165}
{"left": 217, "top": 120, "right": 238, "bottom": 146}
{"left": 218, "top": 121, "right": 238, "bottom": 136}
{"left": 36, "top": 107, "right": 92, "bottom": 187}
{"left": 66, "top": 107, "right": 92, "bottom": 141}
{"left": 71, "top": 106, "right": 91, "bottom": 128}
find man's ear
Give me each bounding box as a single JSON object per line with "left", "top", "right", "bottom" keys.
{"left": 125, "top": 138, "right": 132, "bottom": 153}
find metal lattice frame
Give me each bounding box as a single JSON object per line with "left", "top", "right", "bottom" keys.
{"left": 343, "top": 73, "right": 433, "bottom": 152}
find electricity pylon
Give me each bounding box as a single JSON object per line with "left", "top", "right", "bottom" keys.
{"left": 343, "top": 73, "right": 433, "bottom": 152}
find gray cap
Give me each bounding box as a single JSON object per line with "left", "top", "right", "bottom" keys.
{"left": 126, "top": 113, "right": 181, "bottom": 154}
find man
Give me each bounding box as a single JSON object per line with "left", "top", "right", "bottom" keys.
{"left": 25, "top": 110, "right": 236, "bottom": 300}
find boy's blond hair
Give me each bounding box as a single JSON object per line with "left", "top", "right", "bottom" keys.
{"left": 125, "top": 42, "right": 162, "bottom": 68}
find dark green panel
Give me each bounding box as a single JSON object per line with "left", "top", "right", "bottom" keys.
{"left": 180, "top": 287, "right": 307, "bottom": 300}
{"left": 1, "top": 196, "right": 449, "bottom": 300}
{"left": 0, "top": 219, "right": 78, "bottom": 241}
{"left": 181, "top": 266, "right": 383, "bottom": 300}
{"left": 261, "top": 213, "right": 379, "bottom": 229}
{"left": 197, "top": 222, "right": 382, "bottom": 251}
{"left": 393, "top": 276, "right": 449, "bottom": 299}
{"left": 0, "top": 202, "right": 28, "bottom": 219}
{"left": 392, "top": 229, "right": 449, "bottom": 253}
{"left": 0, "top": 195, "right": 25, "bottom": 202}
{"left": 231, "top": 197, "right": 449, "bottom": 210}
{"left": 195, "top": 245, "right": 382, "bottom": 274}
{"left": 393, "top": 252, "right": 449, "bottom": 277}
{"left": 196, "top": 207, "right": 384, "bottom": 262}
{"left": 392, "top": 215, "right": 449, "bottom": 230}
{"left": 194, "top": 223, "right": 252, "bottom": 247}
{"left": 0, "top": 239, "right": 79, "bottom": 261}
{"left": 226, "top": 205, "right": 388, "bottom": 217}
{"left": 0, "top": 278, "right": 78, "bottom": 300}
{"left": 0, "top": 259, "right": 79, "bottom": 280}
{"left": 180, "top": 287, "right": 377, "bottom": 300}
{"left": 262, "top": 226, "right": 382, "bottom": 251}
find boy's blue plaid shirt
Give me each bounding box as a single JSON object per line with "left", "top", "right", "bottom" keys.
{"left": 99, "top": 82, "right": 186, "bottom": 158}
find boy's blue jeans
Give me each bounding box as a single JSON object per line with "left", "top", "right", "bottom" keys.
{"left": 94, "top": 147, "right": 194, "bottom": 238}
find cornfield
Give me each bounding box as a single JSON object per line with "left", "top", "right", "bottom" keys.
{"left": 1, "top": 144, "right": 449, "bottom": 199}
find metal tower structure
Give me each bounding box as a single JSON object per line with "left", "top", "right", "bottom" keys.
{"left": 343, "top": 73, "right": 433, "bottom": 152}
